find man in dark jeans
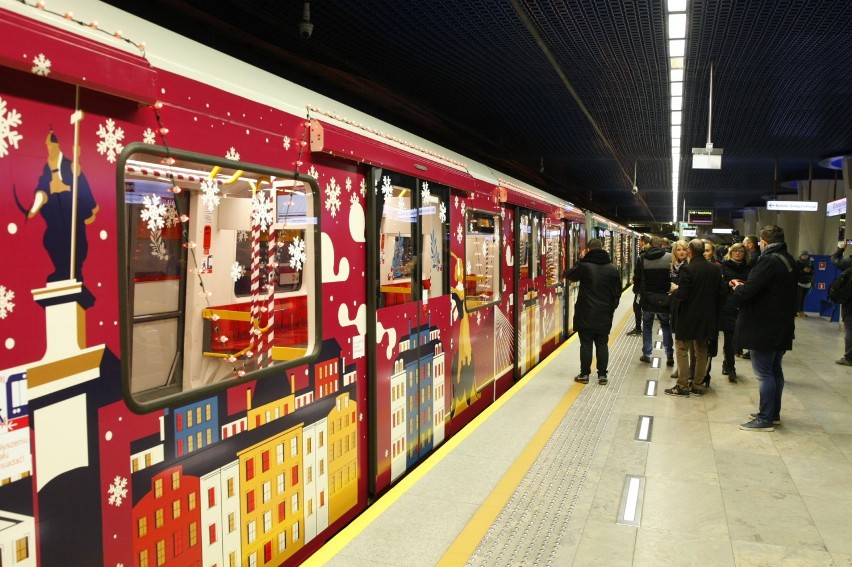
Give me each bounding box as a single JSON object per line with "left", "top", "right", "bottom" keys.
{"left": 627, "top": 235, "right": 650, "bottom": 335}
{"left": 831, "top": 242, "right": 852, "bottom": 366}
{"left": 634, "top": 236, "right": 674, "bottom": 366}
{"left": 567, "top": 239, "right": 622, "bottom": 385}
{"left": 732, "top": 225, "right": 798, "bottom": 431}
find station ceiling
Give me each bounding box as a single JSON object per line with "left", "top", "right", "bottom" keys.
{"left": 104, "top": 0, "right": 852, "bottom": 230}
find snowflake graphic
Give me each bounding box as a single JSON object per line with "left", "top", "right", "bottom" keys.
{"left": 140, "top": 194, "right": 167, "bottom": 231}
{"left": 251, "top": 190, "right": 274, "bottom": 231}
{"left": 500, "top": 207, "right": 506, "bottom": 220}
{"left": 0, "top": 97, "right": 23, "bottom": 158}
{"left": 0, "top": 285, "right": 15, "bottom": 319}
{"left": 307, "top": 165, "right": 319, "bottom": 179}
{"left": 461, "top": 201, "right": 466, "bottom": 216}
{"left": 225, "top": 147, "right": 240, "bottom": 161}
{"left": 345, "top": 177, "right": 352, "bottom": 193}
{"left": 288, "top": 236, "right": 306, "bottom": 271}
{"left": 163, "top": 199, "right": 179, "bottom": 228}
{"left": 200, "top": 177, "right": 220, "bottom": 212}
{"left": 421, "top": 182, "right": 431, "bottom": 202}
{"left": 439, "top": 202, "right": 447, "bottom": 223}
{"left": 325, "top": 178, "right": 342, "bottom": 218}
{"left": 350, "top": 193, "right": 359, "bottom": 207}
{"left": 230, "top": 261, "right": 244, "bottom": 282}
{"left": 360, "top": 178, "right": 366, "bottom": 197}
{"left": 237, "top": 230, "right": 250, "bottom": 242}
{"left": 142, "top": 127, "right": 156, "bottom": 144}
{"left": 108, "top": 476, "right": 128, "bottom": 507}
{"left": 456, "top": 223, "right": 464, "bottom": 244}
{"left": 282, "top": 136, "right": 291, "bottom": 150}
{"left": 31, "top": 53, "right": 51, "bottom": 76}
{"left": 454, "top": 195, "right": 459, "bottom": 209}
{"left": 96, "top": 118, "right": 125, "bottom": 163}
{"left": 381, "top": 175, "right": 393, "bottom": 200}
{"left": 476, "top": 311, "right": 482, "bottom": 326}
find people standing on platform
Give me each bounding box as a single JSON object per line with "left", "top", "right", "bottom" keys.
{"left": 796, "top": 251, "right": 814, "bottom": 317}
{"left": 669, "top": 239, "right": 689, "bottom": 379}
{"left": 634, "top": 236, "right": 674, "bottom": 367}
{"left": 830, "top": 242, "right": 852, "bottom": 366}
{"left": 732, "top": 225, "right": 798, "bottom": 431}
{"left": 567, "top": 238, "right": 622, "bottom": 385}
{"left": 700, "top": 239, "right": 723, "bottom": 387}
{"left": 738, "top": 234, "right": 761, "bottom": 361}
{"left": 720, "top": 243, "right": 751, "bottom": 382}
{"left": 665, "top": 239, "right": 726, "bottom": 397}
{"left": 627, "top": 235, "right": 651, "bottom": 336}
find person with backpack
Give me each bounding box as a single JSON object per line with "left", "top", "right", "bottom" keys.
{"left": 830, "top": 242, "right": 852, "bottom": 366}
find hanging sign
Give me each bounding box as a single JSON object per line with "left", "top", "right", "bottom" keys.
{"left": 766, "top": 201, "right": 818, "bottom": 211}
{"left": 827, "top": 198, "right": 846, "bottom": 217}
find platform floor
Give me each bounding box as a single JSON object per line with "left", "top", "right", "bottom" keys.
{"left": 307, "top": 293, "right": 852, "bottom": 567}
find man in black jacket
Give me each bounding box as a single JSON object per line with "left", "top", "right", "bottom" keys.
{"left": 633, "top": 236, "right": 674, "bottom": 366}
{"left": 627, "top": 235, "right": 650, "bottom": 335}
{"left": 731, "top": 225, "right": 798, "bottom": 432}
{"left": 665, "top": 239, "right": 726, "bottom": 397}
{"left": 567, "top": 239, "right": 621, "bottom": 385}
{"left": 830, "top": 241, "right": 852, "bottom": 365}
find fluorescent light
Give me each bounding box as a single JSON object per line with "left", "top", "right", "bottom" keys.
{"left": 671, "top": 82, "right": 683, "bottom": 96}
{"left": 672, "top": 137, "right": 681, "bottom": 147}
{"left": 670, "top": 68, "right": 684, "bottom": 82}
{"left": 672, "top": 111, "right": 682, "bottom": 125}
{"left": 670, "top": 56, "right": 684, "bottom": 69}
{"left": 671, "top": 96, "right": 683, "bottom": 110}
{"left": 671, "top": 125, "right": 681, "bottom": 138}
{"left": 668, "top": 13, "right": 687, "bottom": 38}
{"left": 669, "top": 39, "right": 685, "bottom": 57}
{"left": 668, "top": 0, "right": 687, "bottom": 11}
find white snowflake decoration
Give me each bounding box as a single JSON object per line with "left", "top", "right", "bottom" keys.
{"left": 307, "top": 165, "right": 319, "bottom": 179}
{"left": 0, "top": 285, "right": 15, "bottom": 319}
{"left": 163, "top": 199, "right": 179, "bottom": 228}
{"left": 288, "top": 236, "right": 306, "bottom": 271}
{"left": 230, "top": 262, "right": 245, "bottom": 282}
{"left": 31, "top": 53, "right": 51, "bottom": 76}
{"left": 454, "top": 195, "right": 459, "bottom": 209}
{"left": 350, "top": 193, "right": 359, "bottom": 207}
{"left": 325, "top": 178, "right": 342, "bottom": 217}
{"left": 456, "top": 223, "right": 464, "bottom": 244}
{"left": 200, "top": 177, "right": 221, "bottom": 212}
{"left": 345, "top": 177, "right": 352, "bottom": 192}
{"left": 381, "top": 176, "right": 393, "bottom": 200}
{"left": 282, "top": 136, "right": 291, "bottom": 150}
{"left": 142, "top": 127, "right": 156, "bottom": 144}
{"left": 225, "top": 147, "right": 240, "bottom": 161}
{"left": 237, "top": 230, "right": 250, "bottom": 242}
{"left": 0, "top": 97, "right": 23, "bottom": 158}
{"left": 421, "top": 182, "right": 431, "bottom": 202}
{"left": 251, "top": 190, "right": 274, "bottom": 231}
{"left": 476, "top": 311, "right": 482, "bottom": 326}
{"left": 360, "top": 178, "right": 366, "bottom": 197}
{"left": 439, "top": 202, "right": 447, "bottom": 223}
{"left": 140, "top": 194, "right": 167, "bottom": 231}
{"left": 501, "top": 207, "right": 506, "bottom": 219}
{"left": 96, "top": 118, "right": 125, "bottom": 163}
{"left": 107, "top": 476, "right": 128, "bottom": 506}
{"left": 461, "top": 201, "right": 466, "bottom": 216}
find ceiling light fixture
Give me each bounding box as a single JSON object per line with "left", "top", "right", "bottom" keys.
{"left": 667, "top": 0, "right": 689, "bottom": 223}
{"left": 692, "top": 61, "right": 723, "bottom": 169}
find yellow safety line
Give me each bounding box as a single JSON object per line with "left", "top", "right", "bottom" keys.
{"left": 307, "top": 287, "right": 634, "bottom": 566}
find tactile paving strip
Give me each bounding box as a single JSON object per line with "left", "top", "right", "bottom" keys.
{"left": 466, "top": 329, "right": 637, "bottom": 566}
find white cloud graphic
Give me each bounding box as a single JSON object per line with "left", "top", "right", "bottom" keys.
{"left": 376, "top": 321, "right": 397, "bottom": 360}
{"left": 338, "top": 302, "right": 366, "bottom": 335}
{"left": 349, "top": 201, "right": 366, "bottom": 242}
{"left": 505, "top": 243, "right": 514, "bottom": 266}
{"left": 321, "top": 232, "right": 350, "bottom": 283}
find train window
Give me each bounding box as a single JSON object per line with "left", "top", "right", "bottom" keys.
{"left": 464, "top": 209, "right": 501, "bottom": 310}
{"left": 419, "top": 180, "right": 450, "bottom": 300}
{"left": 119, "top": 145, "right": 320, "bottom": 411}
{"left": 518, "top": 210, "right": 543, "bottom": 278}
{"left": 544, "top": 221, "right": 562, "bottom": 287}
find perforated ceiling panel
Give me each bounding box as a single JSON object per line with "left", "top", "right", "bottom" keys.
{"left": 104, "top": 0, "right": 852, "bottom": 227}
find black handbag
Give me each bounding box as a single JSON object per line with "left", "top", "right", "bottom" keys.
{"left": 644, "top": 290, "right": 670, "bottom": 310}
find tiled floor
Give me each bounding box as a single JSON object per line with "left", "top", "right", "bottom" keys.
{"left": 312, "top": 305, "right": 852, "bottom": 566}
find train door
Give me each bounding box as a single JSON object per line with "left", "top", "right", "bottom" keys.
{"left": 515, "top": 208, "right": 545, "bottom": 375}
{"left": 565, "top": 221, "right": 585, "bottom": 335}
{"left": 543, "top": 218, "right": 565, "bottom": 352}
{"left": 367, "top": 169, "right": 450, "bottom": 493}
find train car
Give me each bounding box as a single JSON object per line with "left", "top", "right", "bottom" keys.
{"left": 0, "top": 2, "right": 634, "bottom": 565}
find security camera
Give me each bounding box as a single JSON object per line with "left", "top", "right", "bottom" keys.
{"left": 299, "top": 2, "right": 313, "bottom": 39}
{"left": 631, "top": 185, "right": 639, "bottom": 195}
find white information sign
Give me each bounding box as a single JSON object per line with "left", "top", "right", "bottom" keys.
{"left": 766, "top": 201, "right": 818, "bottom": 211}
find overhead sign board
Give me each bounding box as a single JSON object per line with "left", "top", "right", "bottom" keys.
{"left": 682, "top": 228, "right": 697, "bottom": 237}
{"left": 766, "top": 201, "right": 818, "bottom": 211}
{"left": 827, "top": 198, "right": 846, "bottom": 217}
{"left": 687, "top": 210, "right": 713, "bottom": 224}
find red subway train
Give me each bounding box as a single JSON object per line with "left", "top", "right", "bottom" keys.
{"left": 0, "top": 1, "right": 641, "bottom": 565}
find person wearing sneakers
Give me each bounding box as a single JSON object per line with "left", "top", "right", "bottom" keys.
{"left": 831, "top": 242, "right": 852, "bottom": 366}
{"left": 567, "top": 238, "right": 621, "bottom": 385}
{"left": 634, "top": 236, "right": 675, "bottom": 367}
{"left": 665, "top": 239, "right": 726, "bottom": 398}
{"left": 627, "top": 235, "right": 651, "bottom": 336}
{"left": 732, "top": 225, "right": 798, "bottom": 431}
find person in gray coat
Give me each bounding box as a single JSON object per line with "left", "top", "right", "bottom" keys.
{"left": 731, "top": 225, "right": 798, "bottom": 431}
{"left": 567, "top": 239, "right": 622, "bottom": 385}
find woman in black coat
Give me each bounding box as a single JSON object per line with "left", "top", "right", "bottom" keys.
{"left": 719, "top": 243, "right": 751, "bottom": 382}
